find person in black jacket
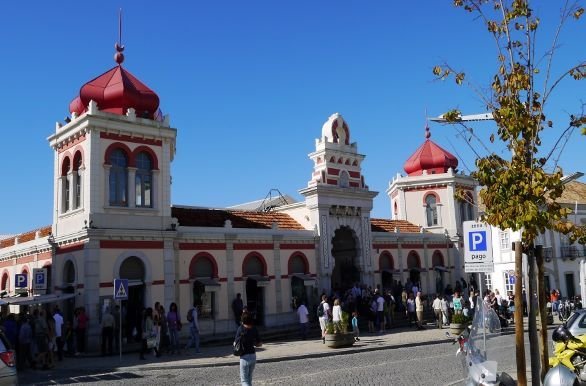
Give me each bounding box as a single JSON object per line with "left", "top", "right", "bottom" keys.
{"left": 235, "top": 313, "right": 262, "bottom": 386}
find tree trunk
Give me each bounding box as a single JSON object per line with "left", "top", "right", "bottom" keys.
{"left": 515, "top": 241, "right": 527, "bottom": 385}
{"left": 528, "top": 246, "right": 540, "bottom": 384}
{"left": 536, "top": 245, "right": 549, "bottom": 382}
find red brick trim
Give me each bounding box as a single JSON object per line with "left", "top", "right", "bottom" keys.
{"left": 179, "top": 243, "right": 226, "bottom": 250}
{"left": 100, "top": 132, "right": 162, "bottom": 147}
{"left": 57, "top": 134, "right": 87, "bottom": 153}
{"left": 100, "top": 240, "right": 163, "bottom": 249}
{"left": 348, "top": 171, "right": 360, "bottom": 178}
{"left": 100, "top": 282, "right": 114, "bottom": 288}
{"left": 280, "top": 244, "right": 315, "bottom": 250}
{"left": 234, "top": 243, "right": 272, "bottom": 250}
{"left": 152, "top": 280, "right": 165, "bottom": 285}
{"left": 327, "top": 168, "right": 340, "bottom": 176}
{"left": 373, "top": 243, "right": 398, "bottom": 249}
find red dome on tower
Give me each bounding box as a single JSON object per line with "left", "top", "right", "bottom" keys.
{"left": 69, "top": 43, "right": 160, "bottom": 120}
{"left": 403, "top": 126, "right": 458, "bottom": 176}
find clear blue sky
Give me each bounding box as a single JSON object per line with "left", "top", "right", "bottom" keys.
{"left": 1, "top": 1, "right": 585, "bottom": 235}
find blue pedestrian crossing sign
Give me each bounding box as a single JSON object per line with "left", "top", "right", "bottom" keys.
{"left": 463, "top": 221, "right": 494, "bottom": 273}
{"left": 114, "top": 279, "right": 129, "bottom": 300}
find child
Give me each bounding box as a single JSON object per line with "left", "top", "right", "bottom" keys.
{"left": 352, "top": 311, "right": 360, "bottom": 342}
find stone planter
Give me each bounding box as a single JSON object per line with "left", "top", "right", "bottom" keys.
{"left": 324, "top": 332, "right": 355, "bottom": 348}
{"left": 450, "top": 323, "right": 466, "bottom": 336}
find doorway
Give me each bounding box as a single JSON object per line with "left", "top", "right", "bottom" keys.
{"left": 246, "top": 278, "right": 264, "bottom": 326}
{"left": 331, "top": 226, "right": 360, "bottom": 292}
{"left": 119, "top": 256, "right": 145, "bottom": 342}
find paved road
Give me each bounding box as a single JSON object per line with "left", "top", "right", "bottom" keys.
{"left": 20, "top": 334, "right": 522, "bottom": 385}
{"left": 22, "top": 343, "right": 464, "bottom": 385}
{"left": 19, "top": 317, "right": 548, "bottom": 385}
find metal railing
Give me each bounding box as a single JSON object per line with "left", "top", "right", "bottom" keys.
{"left": 560, "top": 245, "right": 586, "bottom": 258}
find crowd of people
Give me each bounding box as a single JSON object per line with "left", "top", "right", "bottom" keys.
{"left": 305, "top": 277, "right": 535, "bottom": 340}
{"left": 134, "top": 300, "right": 202, "bottom": 360}
{"left": 0, "top": 305, "right": 90, "bottom": 371}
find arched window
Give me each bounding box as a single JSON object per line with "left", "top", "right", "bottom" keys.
{"left": 432, "top": 251, "right": 444, "bottom": 267}
{"left": 61, "top": 157, "right": 71, "bottom": 213}
{"left": 109, "top": 149, "right": 128, "bottom": 206}
{"left": 1, "top": 273, "right": 8, "bottom": 292}
{"left": 135, "top": 152, "right": 153, "bottom": 207}
{"left": 407, "top": 251, "right": 421, "bottom": 269}
{"left": 73, "top": 151, "right": 83, "bottom": 209}
{"left": 288, "top": 254, "right": 308, "bottom": 274}
{"left": 425, "top": 194, "right": 438, "bottom": 226}
{"left": 190, "top": 254, "right": 218, "bottom": 319}
{"left": 63, "top": 260, "right": 76, "bottom": 284}
{"left": 339, "top": 171, "right": 350, "bottom": 188}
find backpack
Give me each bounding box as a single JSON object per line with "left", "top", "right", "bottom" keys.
{"left": 186, "top": 308, "right": 194, "bottom": 323}
{"left": 317, "top": 303, "right": 324, "bottom": 317}
{"left": 233, "top": 330, "right": 245, "bottom": 356}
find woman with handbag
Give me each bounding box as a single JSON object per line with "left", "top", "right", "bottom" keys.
{"left": 235, "top": 313, "right": 262, "bottom": 386}
{"left": 139, "top": 307, "right": 159, "bottom": 360}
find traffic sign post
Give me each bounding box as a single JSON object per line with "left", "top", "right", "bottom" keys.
{"left": 463, "top": 220, "right": 494, "bottom": 273}
{"left": 113, "top": 279, "right": 129, "bottom": 361}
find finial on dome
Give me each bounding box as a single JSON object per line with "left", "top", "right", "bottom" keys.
{"left": 424, "top": 108, "right": 431, "bottom": 139}
{"left": 114, "top": 9, "right": 125, "bottom": 65}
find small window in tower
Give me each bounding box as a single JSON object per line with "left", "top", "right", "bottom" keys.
{"left": 135, "top": 152, "right": 153, "bottom": 208}
{"left": 73, "top": 152, "right": 83, "bottom": 209}
{"left": 61, "top": 157, "right": 71, "bottom": 213}
{"left": 109, "top": 149, "right": 128, "bottom": 207}
{"left": 425, "top": 194, "right": 438, "bottom": 227}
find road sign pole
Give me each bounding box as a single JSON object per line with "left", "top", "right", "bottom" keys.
{"left": 119, "top": 299, "right": 122, "bottom": 362}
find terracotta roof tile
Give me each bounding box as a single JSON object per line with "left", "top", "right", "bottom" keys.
{"left": 172, "top": 207, "right": 305, "bottom": 230}
{"left": 0, "top": 225, "right": 52, "bottom": 250}
{"left": 370, "top": 218, "right": 422, "bottom": 233}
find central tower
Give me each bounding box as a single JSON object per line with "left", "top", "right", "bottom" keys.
{"left": 300, "top": 113, "right": 378, "bottom": 291}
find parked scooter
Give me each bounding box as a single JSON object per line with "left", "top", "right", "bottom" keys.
{"left": 545, "top": 324, "right": 585, "bottom": 385}
{"left": 446, "top": 302, "right": 515, "bottom": 386}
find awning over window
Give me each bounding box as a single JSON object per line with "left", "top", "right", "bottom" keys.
{"left": 245, "top": 275, "right": 270, "bottom": 287}
{"left": 290, "top": 273, "right": 316, "bottom": 286}
{"left": 194, "top": 278, "right": 221, "bottom": 292}
{"left": 381, "top": 269, "right": 401, "bottom": 274}
{"left": 0, "top": 293, "right": 75, "bottom": 306}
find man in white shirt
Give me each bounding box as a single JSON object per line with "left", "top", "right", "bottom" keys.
{"left": 432, "top": 294, "right": 443, "bottom": 329}
{"left": 297, "top": 302, "right": 309, "bottom": 340}
{"left": 53, "top": 307, "right": 64, "bottom": 361}
{"left": 318, "top": 295, "right": 330, "bottom": 343}
{"left": 375, "top": 290, "right": 385, "bottom": 333}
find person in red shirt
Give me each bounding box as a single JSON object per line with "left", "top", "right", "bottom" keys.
{"left": 75, "top": 307, "right": 89, "bottom": 354}
{"left": 551, "top": 289, "right": 560, "bottom": 315}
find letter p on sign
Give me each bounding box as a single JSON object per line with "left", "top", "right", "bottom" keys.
{"left": 469, "top": 231, "right": 487, "bottom": 251}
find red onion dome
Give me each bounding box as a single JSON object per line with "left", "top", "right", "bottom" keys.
{"left": 69, "top": 43, "right": 159, "bottom": 119}
{"left": 403, "top": 126, "right": 458, "bottom": 176}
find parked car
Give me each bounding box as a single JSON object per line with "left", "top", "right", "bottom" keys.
{"left": 564, "top": 308, "right": 586, "bottom": 338}
{"left": 0, "top": 329, "right": 16, "bottom": 385}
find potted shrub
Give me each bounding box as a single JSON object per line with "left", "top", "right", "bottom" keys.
{"left": 324, "top": 311, "right": 355, "bottom": 348}
{"left": 450, "top": 313, "right": 470, "bottom": 335}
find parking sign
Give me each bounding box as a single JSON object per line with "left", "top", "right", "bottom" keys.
{"left": 463, "top": 221, "right": 494, "bottom": 273}
{"left": 15, "top": 274, "right": 27, "bottom": 288}
{"left": 33, "top": 268, "right": 47, "bottom": 291}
